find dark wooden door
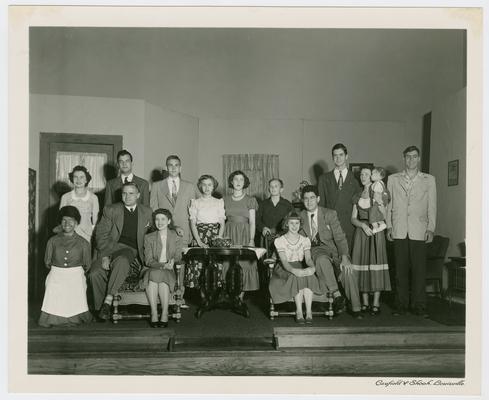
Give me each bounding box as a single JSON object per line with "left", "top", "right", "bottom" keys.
{"left": 33, "top": 133, "right": 122, "bottom": 303}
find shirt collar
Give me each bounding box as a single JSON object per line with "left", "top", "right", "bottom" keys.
{"left": 125, "top": 204, "right": 137, "bottom": 212}
{"left": 307, "top": 208, "right": 319, "bottom": 217}
{"left": 121, "top": 173, "right": 134, "bottom": 183}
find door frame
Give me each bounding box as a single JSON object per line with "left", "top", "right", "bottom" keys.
{"left": 35, "top": 132, "right": 122, "bottom": 301}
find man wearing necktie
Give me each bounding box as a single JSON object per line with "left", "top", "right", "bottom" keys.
{"left": 317, "top": 143, "right": 361, "bottom": 250}
{"left": 150, "top": 155, "right": 200, "bottom": 246}
{"left": 150, "top": 155, "right": 200, "bottom": 308}
{"left": 104, "top": 149, "right": 150, "bottom": 207}
{"left": 299, "top": 185, "right": 362, "bottom": 318}
{"left": 88, "top": 182, "right": 153, "bottom": 320}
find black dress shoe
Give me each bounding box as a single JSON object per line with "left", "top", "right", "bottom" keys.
{"left": 149, "top": 320, "right": 159, "bottom": 328}
{"left": 98, "top": 303, "right": 111, "bottom": 321}
{"left": 158, "top": 321, "right": 169, "bottom": 328}
{"left": 392, "top": 306, "right": 407, "bottom": 316}
{"left": 350, "top": 311, "right": 363, "bottom": 320}
{"left": 332, "top": 296, "right": 346, "bottom": 314}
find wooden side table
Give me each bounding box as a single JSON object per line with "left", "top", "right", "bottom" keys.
{"left": 446, "top": 256, "right": 466, "bottom": 306}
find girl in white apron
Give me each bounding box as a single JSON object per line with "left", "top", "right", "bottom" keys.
{"left": 39, "top": 206, "right": 93, "bottom": 327}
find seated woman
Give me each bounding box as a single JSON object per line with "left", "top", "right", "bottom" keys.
{"left": 269, "top": 211, "right": 322, "bottom": 324}
{"left": 57, "top": 165, "right": 99, "bottom": 243}
{"left": 39, "top": 206, "right": 93, "bottom": 327}
{"left": 185, "top": 175, "right": 226, "bottom": 288}
{"left": 140, "top": 209, "right": 183, "bottom": 328}
{"left": 350, "top": 168, "right": 391, "bottom": 316}
{"left": 223, "top": 170, "right": 260, "bottom": 300}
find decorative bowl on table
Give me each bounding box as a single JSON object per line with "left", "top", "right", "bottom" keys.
{"left": 211, "top": 237, "right": 232, "bottom": 247}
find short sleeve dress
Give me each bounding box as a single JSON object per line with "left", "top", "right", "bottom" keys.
{"left": 268, "top": 235, "right": 322, "bottom": 303}
{"left": 223, "top": 194, "right": 260, "bottom": 291}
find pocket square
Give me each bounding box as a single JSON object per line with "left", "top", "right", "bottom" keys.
{"left": 326, "top": 225, "right": 331, "bottom": 230}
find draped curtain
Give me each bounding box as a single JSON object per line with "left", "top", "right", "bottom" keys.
{"left": 222, "top": 154, "right": 279, "bottom": 200}
{"left": 56, "top": 152, "right": 108, "bottom": 192}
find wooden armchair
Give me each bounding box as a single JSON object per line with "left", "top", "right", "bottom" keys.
{"left": 265, "top": 258, "right": 334, "bottom": 320}
{"left": 112, "top": 259, "right": 184, "bottom": 323}
{"left": 425, "top": 235, "right": 449, "bottom": 297}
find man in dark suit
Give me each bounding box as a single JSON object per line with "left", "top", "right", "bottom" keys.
{"left": 300, "top": 185, "right": 362, "bottom": 318}
{"left": 317, "top": 143, "right": 361, "bottom": 249}
{"left": 88, "top": 182, "right": 153, "bottom": 320}
{"left": 105, "top": 149, "right": 150, "bottom": 207}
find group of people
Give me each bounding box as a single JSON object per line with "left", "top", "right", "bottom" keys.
{"left": 39, "top": 143, "right": 437, "bottom": 328}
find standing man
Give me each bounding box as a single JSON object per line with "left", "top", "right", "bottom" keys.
{"left": 386, "top": 145, "right": 437, "bottom": 317}
{"left": 317, "top": 143, "right": 361, "bottom": 250}
{"left": 151, "top": 155, "right": 199, "bottom": 308}
{"left": 105, "top": 150, "right": 150, "bottom": 207}
{"left": 300, "top": 185, "right": 362, "bottom": 318}
{"left": 88, "top": 182, "right": 153, "bottom": 320}
{"left": 150, "top": 155, "right": 200, "bottom": 246}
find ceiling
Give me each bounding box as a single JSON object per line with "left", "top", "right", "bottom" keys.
{"left": 29, "top": 27, "right": 465, "bottom": 121}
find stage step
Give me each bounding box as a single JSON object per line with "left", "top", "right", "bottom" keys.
{"left": 29, "top": 328, "right": 176, "bottom": 353}
{"left": 273, "top": 326, "right": 465, "bottom": 349}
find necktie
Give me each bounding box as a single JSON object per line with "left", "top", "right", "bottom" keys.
{"left": 310, "top": 213, "right": 317, "bottom": 239}
{"left": 124, "top": 176, "right": 129, "bottom": 184}
{"left": 171, "top": 180, "right": 178, "bottom": 204}
{"left": 338, "top": 171, "right": 344, "bottom": 190}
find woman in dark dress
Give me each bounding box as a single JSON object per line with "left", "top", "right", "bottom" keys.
{"left": 39, "top": 206, "right": 93, "bottom": 327}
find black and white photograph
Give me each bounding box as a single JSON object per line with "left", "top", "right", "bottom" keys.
{"left": 7, "top": 4, "right": 484, "bottom": 397}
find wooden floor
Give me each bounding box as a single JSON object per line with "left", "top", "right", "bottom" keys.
{"left": 28, "top": 295, "right": 466, "bottom": 376}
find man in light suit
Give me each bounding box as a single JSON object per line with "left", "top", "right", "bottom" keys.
{"left": 89, "top": 182, "right": 153, "bottom": 320}
{"left": 317, "top": 143, "right": 361, "bottom": 250}
{"left": 300, "top": 185, "right": 362, "bottom": 318}
{"left": 150, "top": 155, "right": 199, "bottom": 308}
{"left": 387, "top": 145, "right": 437, "bottom": 317}
{"left": 105, "top": 149, "right": 150, "bottom": 207}
{"left": 150, "top": 155, "right": 199, "bottom": 246}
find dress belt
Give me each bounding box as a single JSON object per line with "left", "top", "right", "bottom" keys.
{"left": 227, "top": 216, "right": 249, "bottom": 223}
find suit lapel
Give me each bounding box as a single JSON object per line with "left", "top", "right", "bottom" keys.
{"left": 166, "top": 231, "right": 174, "bottom": 260}
{"left": 115, "top": 204, "right": 124, "bottom": 234}
{"left": 161, "top": 179, "right": 174, "bottom": 207}
{"left": 302, "top": 211, "right": 312, "bottom": 239}
{"left": 327, "top": 173, "right": 339, "bottom": 205}
{"left": 136, "top": 206, "right": 145, "bottom": 250}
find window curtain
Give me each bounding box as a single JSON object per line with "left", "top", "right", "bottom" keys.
{"left": 222, "top": 154, "right": 279, "bottom": 200}
{"left": 56, "top": 152, "right": 108, "bottom": 192}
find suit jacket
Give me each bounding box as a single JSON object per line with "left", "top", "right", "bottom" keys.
{"left": 143, "top": 229, "right": 183, "bottom": 268}
{"left": 317, "top": 170, "right": 360, "bottom": 248}
{"left": 150, "top": 178, "right": 199, "bottom": 244}
{"left": 299, "top": 207, "right": 349, "bottom": 259}
{"left": 105, "top": 175, "right": 150, "bottom": 207}
{"left": 386, "top": 171, "right": 437, "bottom": 240}
{"left": 95, "top": 202, "right": 153, "bottom": 259}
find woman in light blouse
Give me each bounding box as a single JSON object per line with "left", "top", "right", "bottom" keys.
{"left": 141, "top": 209, "right": 183, "bottom": 328}
{"left": 185, "top": 175, "right": 226, "bottom": 289}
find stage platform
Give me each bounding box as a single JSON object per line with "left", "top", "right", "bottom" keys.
{"left": 28, "top": 294, "right": 465, "bottom": 376}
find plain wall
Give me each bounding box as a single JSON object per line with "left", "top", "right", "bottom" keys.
{"left": 303, "top": 120, "right": 412, "bottom": 182}
{"left": 198, "top": 118, "right": 418, "bottom": 200}
{"left": 30, "top": 94, "right": 146, "bottom": 226}
{"left": 144, "top": 102, "right": 199, "bottom": 187}
{"left": 430, "top": 88, "right": 466, "bottom": 257}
